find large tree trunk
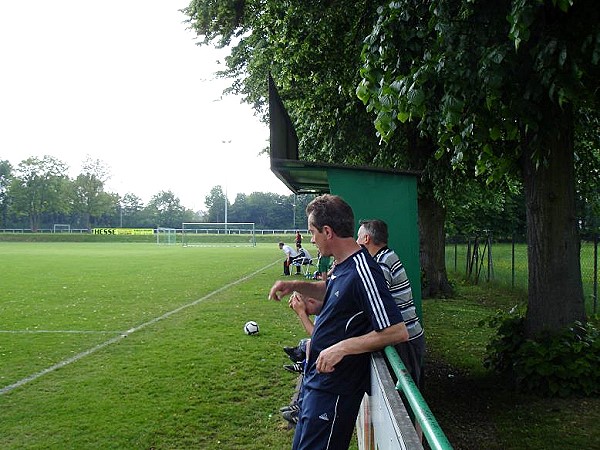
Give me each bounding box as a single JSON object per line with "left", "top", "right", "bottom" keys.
{"left": 29, "top": 210, "right": 40, "bottom": 232}
{"left": 521, "top": 105, "right": 586, "bottom": 337}
{"left": 418, "top": 188, "right": 453, "bottom": 298}
{"left": 406, "top": 129, "right": 454, "bottom": 299}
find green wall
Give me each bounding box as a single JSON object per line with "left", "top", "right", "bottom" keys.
{"left": 327, "top": 168, "right": 422, "bottom": 321}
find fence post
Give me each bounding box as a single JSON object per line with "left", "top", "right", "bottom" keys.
{"left": 487, "top": 232, "right": 494, "bottom": 282}
{"left": 512, "top": 234, "right": 516, "bottom": 289}
{"left": 594, "top": 234, "right": 598, "bottom": 314}
{"left": 466, "top": 238, "right": 471, "bottom": 276}
{"left": 454, "top": 242, "right": 458, "bottom": 272}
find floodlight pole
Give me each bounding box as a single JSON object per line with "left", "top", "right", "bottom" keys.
{"left": 293, "top": 194, "right": 296, "bottom": 229}
{"left": 222, "top": 140, "right": 232, "bottom": 233}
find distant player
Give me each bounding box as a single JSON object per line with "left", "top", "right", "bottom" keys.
{"left": 279, "top": 242, "right": 302, "bottom": 275}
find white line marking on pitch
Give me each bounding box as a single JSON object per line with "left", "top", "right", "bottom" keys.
{"left": 0, "top": 260, "right": 278, "bottom": 396}
{"left": 0, "top": 330, "right": 121, "bottom": 334}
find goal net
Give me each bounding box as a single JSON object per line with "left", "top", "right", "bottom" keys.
{"left": 181, "top": 222, "right": 256, "bottom": 247}
{"left": 156, "top": 227, "right": 177, "bottom": 245}
{"left": 53, "top": 224, "right": 71, "bottom": 233}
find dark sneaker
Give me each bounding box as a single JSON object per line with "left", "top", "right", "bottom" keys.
{"left": 279, "top": 402, "right": 300, "bottom": 413}
{"left": 282, "top": 408, "right": 299, "bottom": 424}
{"left": 284, "top": 362, "right": 304, "bottom": 374}
{"left": 283, "top": 346, "right": 305, "bottom": 363}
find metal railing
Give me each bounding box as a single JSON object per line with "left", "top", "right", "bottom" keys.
{"left": 384, "top": 346, "right": 453, "bottom": 450}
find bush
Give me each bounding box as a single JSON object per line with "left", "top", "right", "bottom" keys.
{"left": 482, "top": 311, "right": 600, "bottom": 397}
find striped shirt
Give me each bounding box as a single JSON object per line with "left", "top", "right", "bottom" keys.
{"left": 373, "top": 247, "right": 424, "bottom": 341}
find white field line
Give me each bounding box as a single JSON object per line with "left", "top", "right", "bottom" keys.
{"left": 0, "top": 330, "right": 120, "bottom": 334}
{"left": 1, "top": 260, "right": 279, "bottom": 396}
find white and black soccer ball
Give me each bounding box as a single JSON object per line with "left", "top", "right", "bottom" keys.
{"left": 244, "top": 320, "right": 260, "bottom": 335}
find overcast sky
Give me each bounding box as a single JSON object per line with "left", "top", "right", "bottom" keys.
{"left": 0, "top": 0, "right": 291, "bottom": 211}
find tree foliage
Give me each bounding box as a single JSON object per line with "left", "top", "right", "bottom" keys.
{"left": 359, "top": 0, "right": 599, "bottom": 177}
{"left": 186, "top": 0, "right": 599, "bottom": 332}
{"left": 10, "top": 156, "right": 71, "bottom": 231}
{"left": 203, "top": 187, "right": 314, "bottom": 229}
{"left": 204, "top": 185, "right": 228, "bottom": 223}
{"left": 0, "top": 159, "right": 12, "bottom": 227}
{"left": 445, "top": 179, "right": 526, "bottom": 239}
{"left": 182, "top": 0, "right": 461, "bottom": 297}
{"left": 183, "top": 0, "right": 384, "bottom": 165}
{"left": 72, "top": 157, "right": 114, "bottom": 229}
{"left": 0, "top": 156, "right": 204, "bottom": 230}
{"left": 575, "top": 108, "right": 600, "bottom": 236}
{"left": 358, "top": 0, "right": 598, "bottom": 335}
{"left": 144, "top": 190, "right": 195, "bottom": 228}
{"left": 0, "top": 155, "right": 318, "bottom": 230}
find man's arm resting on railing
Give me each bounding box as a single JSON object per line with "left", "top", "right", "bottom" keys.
{"left": 316, "top": 322, "right": 408, "bottom": 373}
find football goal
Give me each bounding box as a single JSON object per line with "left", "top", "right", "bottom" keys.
{"left": 53, "top": 224, "right": 71, "bottom": 233}
{"left": 156, "top": 227, "right": 177, "bottom": 245}
{"left": 181, "top": 222, "right": 256, "bottom": 247}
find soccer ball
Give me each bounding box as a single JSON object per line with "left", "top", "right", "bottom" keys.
{"left": 244, "top": 320, "right": 259, "bottom": 335}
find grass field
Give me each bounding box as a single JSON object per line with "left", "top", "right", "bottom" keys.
{"left": 446, "top": 241, "right": 599, "bottom": 315}
{"left": 0, "top": 242, "right": 310, "bottom": 449}
{"left": 422, "top": 281, "right": 600, "bottom": 449}
{"left": 3, "top": 240, "right": 597, "bottom": 449}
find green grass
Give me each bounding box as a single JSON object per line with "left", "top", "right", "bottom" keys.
{"left": 423, "top": 280, "right": 600, "bottom": 449}
{"left": 446, "top": 241, "right": 599, "bottom": 315}
{"left": 2, "top": 241, "right": 597, "bottom": 449}
{"left": 0, "top": 242, "right": 306, "bottom": 449}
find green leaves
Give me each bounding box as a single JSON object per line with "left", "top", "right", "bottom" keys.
{"left": 397, "top": 110, "right": 410, "bottom": 123}
{"left": 407, "top": 86, "right": 425, "bottom": 107}
{"left": 508, "top": 0, "right": 534, "bottom": 50}
{"left": 483, "top": 311, "right": 600, "bottom": 397}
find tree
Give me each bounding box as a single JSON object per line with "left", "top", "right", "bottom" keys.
{"left": 293, "top": 194, "right": 316, "bottom": 229}
{"left": 144, "top": 190, "right": 192, "bottom": 228}
{"left": 0, "top": 159, "right": 12, "bottom": 227}
{"left": 204, "top": 185, "right": 228, "bottom": 223}
{"left": 183, "top": 1, "right": 456, "bottom": 295}
{"left": 120, "top": 193, "right": 144, "bottom": 228}
{"left": 10, "top": 156, "right": 71, "bottom": 231}
{"left": 358, "top": 0, "right": 599, "bottom": 335}
{"left": 228, "top": 193, "right": 250, "bottom": 223}
{"left": 445, "top": 179, "right": 526, "bottom": 240}
{"left": 245, "top": 192, "right": 291, "bottom": 228}
{"left": 72, "top": 157, "right": 113, "bottom": 229}
{"left": 94, "top": 192, "right": 121, "bottom": 227}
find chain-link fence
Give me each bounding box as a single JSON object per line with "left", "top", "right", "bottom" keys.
{"left": 446, "top": 234, "right": 598, "bottom": 315}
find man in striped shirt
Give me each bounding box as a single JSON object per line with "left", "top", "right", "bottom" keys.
{"left": 269, "top": 194, "right": 408, "bottom": 450}
{"left": 357, "top": 219, "right": 425, "bottom": 389}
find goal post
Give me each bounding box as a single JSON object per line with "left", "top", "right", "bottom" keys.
{"left": 181, "top": 222, "right": 256, "bottom": 247}
{"left": 156, "top": 227, "right": 177, "bottom": 245}
{"left": 53, "top": 224, "right": 71, "bottom": 233}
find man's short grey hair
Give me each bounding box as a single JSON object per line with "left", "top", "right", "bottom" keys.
{"left": 359, "top": 219, "right": 388, "bottom": 246}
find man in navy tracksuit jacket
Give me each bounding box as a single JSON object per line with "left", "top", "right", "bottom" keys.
{"left": 269, "top": 194, "right": 408, "bottom": 450}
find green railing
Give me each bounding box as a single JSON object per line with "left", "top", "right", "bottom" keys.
{"left": 384, "top": 346, "right": 454, "bottom": 450}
